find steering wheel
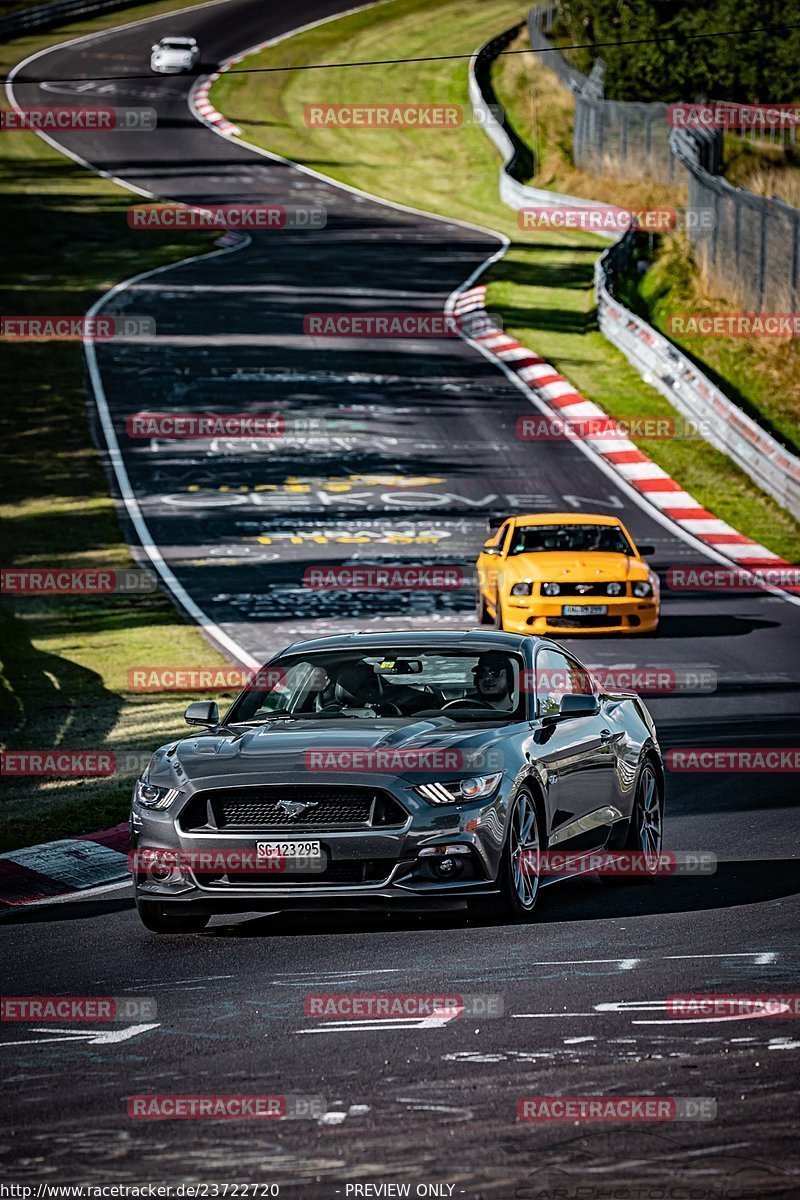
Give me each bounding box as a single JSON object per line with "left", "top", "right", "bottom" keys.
{"left": 441, "top": 698, "right": 495, "bottom": 710}
{"left": 377, "top": 701, "right": 403, "bottom": 716}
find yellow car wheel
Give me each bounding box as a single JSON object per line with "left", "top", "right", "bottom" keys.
{"left": 476, "top": 592, "right": 493, "bottom": 626}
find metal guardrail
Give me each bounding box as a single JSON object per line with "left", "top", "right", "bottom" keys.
{"left": 671, "top": 127, "right": 800, "bottom": 312}
{"left": 468, "top": 28, "right": 800, "bottom": 522}
{"left": 596, "top": 238, "right": 800, "bottom": 520}
{"left": 467, "top": 38, "right": 617, "bottom": 226}
{"left": 0, "top": 0, "right": 141, "bottom": 41}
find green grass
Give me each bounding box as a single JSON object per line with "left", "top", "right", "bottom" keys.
{"left": 492, "top": 30, "right": 800, "bottom": 462}
{"left": 211, "top": 0, "right": 800, "bottom": 562}
{"left": 0, "top": 1, "right": 235, "bottom": 852}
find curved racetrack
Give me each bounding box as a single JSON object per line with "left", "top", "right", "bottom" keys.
{"left": 2, "top": 1, "right": 799, "bottom": 1192}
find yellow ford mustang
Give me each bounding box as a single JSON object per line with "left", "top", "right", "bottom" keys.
{"left": 476, "top": 513, "right": 660, "bottom": 635}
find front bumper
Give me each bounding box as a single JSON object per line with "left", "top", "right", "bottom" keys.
{"left": 131, "top": 781, "right": 510, "bottom": 908}
{"left": 501, "top": 595, "right": 659, "bottom": 635}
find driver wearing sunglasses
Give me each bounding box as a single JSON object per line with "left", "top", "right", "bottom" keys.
{"left": 465, "top": 650, "right": 514, "bottom": 711}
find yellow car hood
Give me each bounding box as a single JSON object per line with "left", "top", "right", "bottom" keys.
{"left": 507, "top": 552, "right": 649, "bottom": 582}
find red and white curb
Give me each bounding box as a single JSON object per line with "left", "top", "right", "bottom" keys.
{"left": 0, "top": 823, "right": 129, "bottom": 907}
{"left": 453, "top": 286, "right": 791, "bottom": 571}
{"left": 192, "top": 70, "right": 241, "bottom": 136}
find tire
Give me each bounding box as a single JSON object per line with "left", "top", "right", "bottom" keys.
{"left": 476, "top": 591, "right": 493, "bottom": 626}
{"left": 136, "top": 899, "right": 209, "bottom": 933}
{"left": 469, "top": 789, "right": 541, "bottom": 922}
{"left": 602, "top": 758, "right": 663, "bottom": 886}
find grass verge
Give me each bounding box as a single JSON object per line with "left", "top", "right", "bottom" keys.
{"left": 0, "top": 1, "right": 234, "bottom": 853}
{"left": 210, "top": 0, "right": 800, "bottom": 561}
{"left": 494, "top": 28, "right": 800, "bottom": 454}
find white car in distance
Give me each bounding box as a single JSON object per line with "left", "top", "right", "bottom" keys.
{"left": 150, "top": 36, "right": 200, "bottom": 74}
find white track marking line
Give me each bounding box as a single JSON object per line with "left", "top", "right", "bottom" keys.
{"left": 0, "top": 1022, "right": 159, "bottom": 1047}
{"left": 82, "top": 245, "right": 261, "bottom": 668}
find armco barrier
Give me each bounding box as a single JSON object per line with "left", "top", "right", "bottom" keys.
{"left": 468, "top": 28, "right": 800, "bottom": 522}
{"left": 0, "top": 0, "right": 141, "bottom": 40}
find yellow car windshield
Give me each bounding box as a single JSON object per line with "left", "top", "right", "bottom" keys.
{"left": 508, "top": 524, "right": 634, "bottom": 556}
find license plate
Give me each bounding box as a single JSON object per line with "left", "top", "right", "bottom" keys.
{"left": 562, "top": 604, "right": 608, "bottom": 616}
{"left": 257, "top": 841, "right": 321, "bottom": 859}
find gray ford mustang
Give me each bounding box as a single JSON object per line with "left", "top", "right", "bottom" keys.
{"left": 131, "top": 630, "right": 664, "bottom": 932}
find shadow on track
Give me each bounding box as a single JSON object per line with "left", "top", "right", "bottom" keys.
{"left": 195, "top": 858, "right": 799, "bottom": 937}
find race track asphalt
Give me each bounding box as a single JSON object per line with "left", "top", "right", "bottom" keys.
{"left": 2, "top": 2, "right": 799, "bottom": 1194}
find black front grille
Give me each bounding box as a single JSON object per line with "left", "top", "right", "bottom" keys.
{"left": 179, "top": 786, "right": 408, "bottom": 833}
{"left": 542, "top": 582, "right": 627, "bottom": 597}
{"left": 198, "top": 858, "right": 396, "bottom": 887}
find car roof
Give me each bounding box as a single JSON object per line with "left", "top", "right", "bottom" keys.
{"left": 274, "top": 629, "right": 538, "bottom": 656}
{"left": 509, "top": 512, "right": 624, "bottom": 527}
{"left": 161, "top": 35, "right": 196, "bottom": 43}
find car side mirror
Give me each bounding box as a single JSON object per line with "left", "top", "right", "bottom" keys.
{"left": 559, "top": 692, "right": 600, "bottom": 718}
{"left": 482, "top": 545, "right": 501, "bottom": 556}
{"left": 638, "top": 544, "right": 655, "bottom": 556}
{"left": 184, "top": 700, "right": 219, "bottom": 727}
{"left": 151, "top": 43, "right": 159, "bottom": 51}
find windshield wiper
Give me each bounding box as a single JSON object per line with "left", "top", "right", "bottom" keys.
{"left": 227, "top": 711, "right": 297, "bottom": 726}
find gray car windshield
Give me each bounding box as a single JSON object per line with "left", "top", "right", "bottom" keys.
{"left": 508, "top": 524, "right": 634, "bottom": 555}
{"left": 226, "top": 650, "right": 526, "bottom": 723}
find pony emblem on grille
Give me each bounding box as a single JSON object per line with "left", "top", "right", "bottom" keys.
{"left": 277, "top": 798, "right": 319, "bottom": 818}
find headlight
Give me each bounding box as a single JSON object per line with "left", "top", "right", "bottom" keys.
{"left": 542, "top": 582, "right": 561, "bottom": 596}
{"left": 134, "top": 779, "right": 181, "bottom": 809}
{"left": 415, "top": 773, "right": 503, "bottom": 805}
{"left": 606, "top": 581, "right": 624, "bottom": 596}
{"left": 633, "top": 581, "right": 653, "bottom": 598}
{"left": 510, "top": 582, "right": 533, "bottom": 596}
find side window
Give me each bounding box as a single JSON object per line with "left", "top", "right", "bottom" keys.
{"left": 535, "top": 648, "right": 596, "bottom": 717}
